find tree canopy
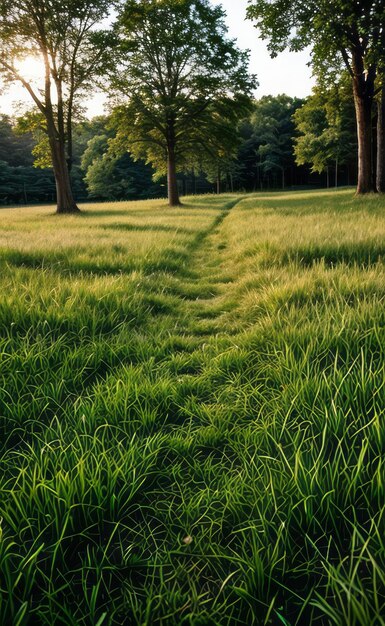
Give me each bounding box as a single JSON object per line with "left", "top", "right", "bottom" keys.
{"left": 251, "top": 94, "right": 303, "bottom": 189}
{"left": 247, "top": 0, "right": 385, "bottom": 193}
{"left": 112, "top": 0, "right": 256, "bottom": 206}
{"left": 0, "top": 0, "right": 116, "bottom": 212}
{"left": 294, "top": 79, "right": 357, "bottom": 186}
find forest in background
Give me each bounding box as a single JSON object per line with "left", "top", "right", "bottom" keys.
{"left": 0, "top": 85, "right": 358, "bottom": 206}
{"left": 1, "top": 0, "right": 384, "bottom": 212}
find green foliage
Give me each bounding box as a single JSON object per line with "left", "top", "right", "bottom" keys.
{"left": 294, "top": 78, "right": 357, "bottom": 174}
{"left": 0, "top": 115, "right": 34, "bottom": 167}
{"left": 246, "top": 0, "right": 385, "bottom": 72}
{"left": 84, "top": 155, "right": 133, "bottom": 200}
{"left": 81, "top": 132, "right": 164, "bottom": 200}
{"left": 15, "top": 112, "right": 52, "bottom": 169}
{"left": 252, "top": 94, "right": 303, "bottom": 186}
{"left": 0, "top": 118, "right": 56, "bottom": 204}
{"left": 0, "top": 191, "right": 385, "bottom": 623}
{"left": 0, "top": 0, "right": 119, "bottom": 210}
{"left": 112, "top": 0, "right": 256, "bottom": 182}
{"left": 247, "top": 0, "right": 385, "bottom": 193}
{"left": 81, "top": 134, "right": 112, "bottom": 172}
{"left": 0, "top": 162, "right": 55, "bottom": 204}
{"left": 235, "top": 95, "right": 304, "bottom": 190}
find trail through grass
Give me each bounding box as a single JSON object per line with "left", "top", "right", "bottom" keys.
{"left": 0, "top": 190, "right": 384, "bottom": 625}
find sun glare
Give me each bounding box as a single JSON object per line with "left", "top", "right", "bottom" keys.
{"left": 15, "top": 56, "right": 45, "bottom": 83}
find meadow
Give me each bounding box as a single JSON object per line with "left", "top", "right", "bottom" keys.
{"left": 0, "top": 189, "right": 384, "bottom": 625}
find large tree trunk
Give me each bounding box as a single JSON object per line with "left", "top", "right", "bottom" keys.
{"left": 217, "top": 166, "right": 221, "bottom": 194}
{"left": 354, "top": 89, "right": 373, "bottom": 193}
{"left": 192, "top": 167, "right": 197, "bottom": 195}
{"left": 46, "top": 79, "right": 79, "bottom": 214}
{"left": 377, "top": 84, "right": 385, "bottom": 193}
{"left": 167, "top": 144, "right": 180, "bottom": 207}
{"left": 49, "top": 134, "right": 80, "bottom": 214}
{"left": 166, "top": 118, "right": 180, "bottom": 207}
{"left": 351, "top": 53, "right": 375, "bottom": 194}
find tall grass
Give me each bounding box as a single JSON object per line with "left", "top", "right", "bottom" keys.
{"left": 0, "top": 189, "right": 384, "bottom": 625}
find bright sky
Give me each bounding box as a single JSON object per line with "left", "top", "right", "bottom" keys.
{"left": 214, "top": 0, "right": 315, "bottom": 98}
{"left": 0, "top": 0, "right": 315, "bottom": 118}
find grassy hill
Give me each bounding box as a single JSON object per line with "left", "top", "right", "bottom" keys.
{"left": 0, "top": 189, "right": 384, "bottom": 625}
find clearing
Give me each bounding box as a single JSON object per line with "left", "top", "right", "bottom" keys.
{"left": 0, "top": 189, "right": 384, "bottom": 625}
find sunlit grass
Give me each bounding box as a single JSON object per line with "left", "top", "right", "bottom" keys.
{"left": 0, "top": 189, "right": 384, "bottom": 625}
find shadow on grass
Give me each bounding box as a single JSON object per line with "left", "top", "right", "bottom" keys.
{"left": 101, "top": 223, "right": 193, "bottom": 235}
{"left": 280, "top": 243, "right": 385, "bottom": 268}
{"left": 0, "top": 249, "right": 133, "bottom": 275}
{"left": 76, "top": 198, "right": 227, "bottom": 218}
{"left": 42, "top": 208, "right": 139, "bottom": 219}
{"left": 0, "top": 197, "right": 244, "bottom": 278}
{"left": 0, "top": 247, "right": 193, "bottom": 277}
{"left": 77, "top": 209, "right": 137, "bottom": 218}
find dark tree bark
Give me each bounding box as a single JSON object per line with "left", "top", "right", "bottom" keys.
{"left": 66, "top": 107, "right": 74, "bottom": 173}
{"left": 217, "top": 166, "right": 221, "bottom": 194}
{"left": 167, "top": 152, "right": 180, "bottom": 206}
{"left": 354, "top": 88, "right": 374, "bottom": 193}
{"left": 377, "top": 84, "right": 385, "bottom": 193}
{"left": 47, "top": 75, "right": 79, "bottom": 213}
{"left": 192, "top": 167, "right": 197, "bottom": 194}
{"left": 352, "top": 52, "right": 376, "bottom": 194}
{"left": 166, "top": 119, "right": 181, "bottom": 207}
{"left": 166, "top": 154, "right": 180, "bottom": 207}
{"left": 49, "top": 135, "right": 80, "bottom": 213}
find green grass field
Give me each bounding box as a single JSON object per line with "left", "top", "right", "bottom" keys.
{"left": 0, "top": 189, "right": 384, "bottom": 625}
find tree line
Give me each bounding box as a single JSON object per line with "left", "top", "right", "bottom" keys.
{"left": 0, "top": 0, "right": 383, "bottom": 213}
{"left": 0, "top": 82, "right": 358, "bottom": 206}
{"left": 247, "top": 0, "right": 385, "bottom": 194}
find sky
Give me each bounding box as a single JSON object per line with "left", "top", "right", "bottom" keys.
{"left": 0, "top": 0, "right": 315, "bottom": 117}
{"left": 214, "top": 0, "right": 314, "bottom": 98}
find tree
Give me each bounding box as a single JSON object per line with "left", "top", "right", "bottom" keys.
{"left": 0, "top": 0, "right": 115, "bottom": 213}
{"left": 82, "top": 134, "right": 162, "bottom": 200}
{"left": 0, "top": 160, "right": 56, "bottom": 205}
{"left": 177, "top": 100, "right": 248, "bottom": 194}
{"left": 294, "top": 80, "right": 357, "bottom": 187}
{"left": 247, "top": 0, "right": 385, "bottom": 194}
{"left": 376, "top": 36, "right": 385, "bottom": 193}
{"left": 113, "top": 0, "right": 256, "bottom": 207}
{"left": 251, "top": 95, "right": 303, "bottom": 189}
{"left": 0, "top": 116, "right": 57, "bottom": 205}
{"left": 233, "top": 95, "right": 302, "bottom": 191}
{"left": 0, "top": 115, "right": 35, "bottom": 166}
{"left": 377, "top": 84, "right": 385, "bottom": 192}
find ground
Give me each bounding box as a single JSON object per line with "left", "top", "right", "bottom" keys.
{"left": 0, "top": 189, "right": 384, "bottom": 625}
